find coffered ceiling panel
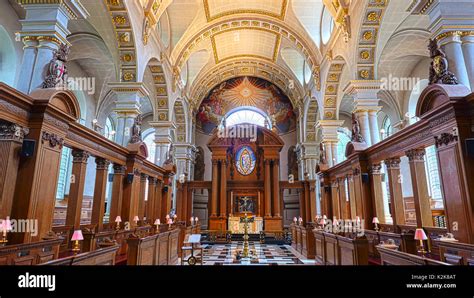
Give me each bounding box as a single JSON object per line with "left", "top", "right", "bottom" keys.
{"left": 204, "top": 0, "right": 288, "bottom": 21}
{"left": 212, "top": 29, "right": 281, "bottom": 63}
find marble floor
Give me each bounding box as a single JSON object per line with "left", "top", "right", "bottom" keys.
{"left": 190, "top": 242, "right": 315, "bottom": 266}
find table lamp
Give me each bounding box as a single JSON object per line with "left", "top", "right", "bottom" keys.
{"left": 115, "top": 216, "right": 122, "bottom": 231}
{"left": 190, "top": 217, "right": 195, "bottom": 226}
{"left": 414, "top": 228, "right": 428, "bottom": 256}
{"left": 298, "top": 217, "right": 303, "bottom": 225}
{"left": 194, "top": 217, "right": 199, "bottom": 224}
{"left": 133, "top": 216, "right": 140, "bottom": 226}
{"left": 372, "top": 217, "right": 379, "bottom": 231}
{"left": 0, "top": 218, "right": 12, "bottom": 246}
{"left": 154, "top": 219, "right": 160, "bottom": 230}
{"left": 71, "top": 230, "right": 84, "bottom": 254}
{"left": 293, "top": 217, "right": 297, "bottom": 224}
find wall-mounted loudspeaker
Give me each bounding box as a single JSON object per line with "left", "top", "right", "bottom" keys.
{"left": 20, "top": 140, "right": 36, "bottom": 158}
{"left": 466, "top": 139, "right": 474, "bottom": 157}
{"left": 127, "top": 173, "right": 134, "bottom": 184}
{"left": 362, "top": 173, "right": 369, "bottom": 184}
{"left": 163, "top": 186, "right": 169, "bottom": 193}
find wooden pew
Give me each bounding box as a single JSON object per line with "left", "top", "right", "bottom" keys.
{"left": 301, "top": 226, "right": 315, "bottom": 259}
{"left": 156, "top": 231, "right": 170, "bottom": 265}
{"left": 313, "top": 230, "right": 325, "bottom": 265}
{"left": 126, "top": 234, "right": 159, "bottom": 265}
{"left": 424, "top": 227, "right": 447, "bottom": 260}
{"left": 434, "top": 240, "right": 474, "bottom": 265}
{"left": 42, "top": 245, "right": 119, "bottom": 266}
{"left": 168, "top": 228, "right": 180, "bottom": 265}
{"left": 323, "top": 232, "right": 339, "bottom": 265}
{"left": 337, "top": 235, "right": 369, "bottom": 265}
{"left": 291, "top": 224, "right": 297, "bottom": 250}
{"left": 377, "top": 246, "right": 450, "bottom": 266}
{"left": 0, "top": 238, "right": 63, "bottom": 265}
{"left": 295, "top": 225, "right": 303, "bottom": 253}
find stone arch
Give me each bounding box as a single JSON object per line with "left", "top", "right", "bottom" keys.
{"left": 103, "top": 0, "right": 138, "bottom": 82}
{"left": 173, "top": 100, "right": 187, "bottom": 143}
{"left": 323, "top": 56, "right": 346, "bottom": 120}
{"left": 146, "top": 58, "right": 170, "bottom": 122}
{"left": 0, "top": 26, "right": 17, "bottom": 86}
{"left": 354, "top": 0, "right": 390, "bottom": 80}
{"left": 304, "top": 98, "right": 319, "bottom": 142}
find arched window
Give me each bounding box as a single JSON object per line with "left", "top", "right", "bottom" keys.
{"left": 381, "top": 116, "right": 392, "bottom": 140}
{"left": 224, "top": 107, "right": 270, "bottom": 129}
{"left": 321, "top": 7, "right": 335, "bottom": 45}
{"left": 143, "top": 129, "right": 156, "bottom": 163}
{"left": 104, "top": 117, "right": 116, "bottom": 141}
{"left": 336, "top": 129, "right": 351, "bottom": 164}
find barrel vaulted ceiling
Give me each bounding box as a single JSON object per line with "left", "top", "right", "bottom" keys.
{"left": 163, "top": 0, "right": 334, "bottom": 108}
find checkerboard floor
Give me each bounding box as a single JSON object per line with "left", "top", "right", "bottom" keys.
{"left": 200, "top": 242, "right": 306, "bottom": 265}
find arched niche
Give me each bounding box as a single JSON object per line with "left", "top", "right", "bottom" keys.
{"left": 30, "top": 89, "right": 81, "bottom": 122}
{"left": 416, "top": 84, "right": 471, "bottom": 119}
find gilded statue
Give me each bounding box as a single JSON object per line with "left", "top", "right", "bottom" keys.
{"left": 428, "top": 39, "right": 459, "bottom": 85}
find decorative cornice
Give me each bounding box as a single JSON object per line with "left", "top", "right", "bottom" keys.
{"left": 384, "top": 158, "right": 401, "bottom": 169}
{"left": 369, "top": 163, "right": 382, "bottom": 175}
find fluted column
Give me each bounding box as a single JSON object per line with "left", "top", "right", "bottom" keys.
{"left": 406, "top": 149, "right": 433, "bottom": 228}
{"left": 210, "top": 160, "right": 219, "bottom": 217}
{"left": 91, "top": 158, "right": 111, "bottom": 231}
{"left": 66, "top": 150, "right": 90, "bottom": 229}
{"left": 368, "top": 108, "right": 381, "bottom": 144}
{"left": 150, "top": 121, "right": 175, "bottom": 166}
{"left": 219, "top": 160, "right": 227, "bottom": 218}
{"left": 385, "top": 158, "right": 405, "bottom": 228}
{"left": 355, "top": 109, "right": 371, "bottom": 146}
{"left": 264, "top": 159, "right": 272, "bottom": 218}
{"left": 461, "top": 33, "right": 474, "bottom": 90}
{"left": 146, "top": 177, "right": 157, "bottom": 223}
{"left": 272, "top": 159, "right": 281, "bottom": 218}
{"left": 109, "top": 164, "right": 126, "bottom": 223}
{"left": 137, "top": 173, "right": 148, "bottom": 221}
{"left": 316, "top": 120, "right": 344, "bottom": 167}
{"left": 369, "top": 163, "right": 387, "bottom": 224}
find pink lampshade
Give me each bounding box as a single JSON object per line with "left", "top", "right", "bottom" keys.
{"left": 190, "top": 217, "right": 195, "bottom": 223}
{"left": 165, "top": 215, "right": 170, "bottom": 220}
{"left": 323, "top": 215, "right": 327, "bottom": 219}
{"left": 173, "top": 214, "right": 177, "bottom": 219}
{"left": 115, "top": 216, "right": 122, "bottom": 223}
{"left": 319, "top": 218, "right": 326, "bottom": 225}
{"left": 372, "top": 217, "right": 379, "bottom": 224}
{"left": 298, "top": 217, "right": 303, "bottom": 222}
{"left": 154, "top": 219, "right": 160, "bottom": 225}
{"left": 414, "top": 228, "right": 428, "bottom": 241}
{"left": 71, "top": 230, "right": 84, "bottom": 241}
{"left": 167, "top": 218, "right": 173, "bottom": 224}
{"left": 133, "top": 216, "right": 140, "bottom": 222}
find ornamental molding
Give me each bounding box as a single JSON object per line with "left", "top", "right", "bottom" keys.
{"left": 41, "top": 131, "right": 64, "bottom": 149}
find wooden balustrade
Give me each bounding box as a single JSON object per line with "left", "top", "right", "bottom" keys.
{"left": 0, "top": 83, "right": 174, "bottom": 248}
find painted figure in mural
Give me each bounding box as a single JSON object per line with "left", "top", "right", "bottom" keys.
{"left": 196, "top": 76, "right": 296, "bottom": 134}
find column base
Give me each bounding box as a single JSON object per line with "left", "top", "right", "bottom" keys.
{"left": 264, "top": 218, "right": 282, "bottom": 232}
{"left": 209, "top": 217, "right": 227, "bottom": 231}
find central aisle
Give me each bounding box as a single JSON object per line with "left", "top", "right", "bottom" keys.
{"left": 200, "top": 242, "right": 315, "bottom": 265}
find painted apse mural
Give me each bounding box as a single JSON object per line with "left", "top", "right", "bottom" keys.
{"left": 196, "top": 76, "right": 296, "bottom": 134}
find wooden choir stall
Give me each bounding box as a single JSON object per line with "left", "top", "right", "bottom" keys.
{"left": 0, "top": 82, "right": 189, "bottom": 265}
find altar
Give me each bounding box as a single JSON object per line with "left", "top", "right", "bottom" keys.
{"left": 228, "top": 216, "right": 263, "bottom": 234}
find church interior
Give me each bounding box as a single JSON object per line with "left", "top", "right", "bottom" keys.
{"left": 1, "top": 0, "right": 474, "bottom": 272}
